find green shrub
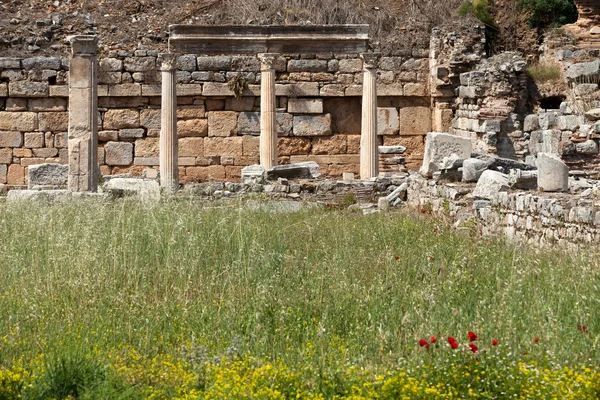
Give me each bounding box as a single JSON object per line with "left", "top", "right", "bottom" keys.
{"left": 458, "top": 0, "right": 496, "bottom": 28}
{"left": 518, "top": 0, "right": 578, "bottom": 28}
{"left": 527, "top": 60, "right": 563, "bottom": 83}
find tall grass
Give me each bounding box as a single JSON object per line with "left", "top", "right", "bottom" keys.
{"left": 0, "top": 200, "right": 598, "bottom": 397}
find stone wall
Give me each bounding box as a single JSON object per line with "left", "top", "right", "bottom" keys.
{"left": 0, "top": 50, "right": 432, "bottom": 188}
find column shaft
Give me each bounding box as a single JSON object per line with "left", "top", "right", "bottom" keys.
{"left": 360, "top": 53, "right": 380, "bottom": 180}
{"left": 160, "top": 55, "right": 178, "bottom": 192}
{"left": 67, "top": 35, "right": 98, "bottom": 192}
{"left": 259, "top": 54, "right": 279, "bottom": 169}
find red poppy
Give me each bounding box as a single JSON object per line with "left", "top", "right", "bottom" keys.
{"left": 469, "top": 343, "right": 478, "bottom": 353}
{"left": 429, "top": 256, "right": 435, "bottom": 261}
{"left": 492, "top": 339, "right": 498, "bottom": 346}
{"left": 421, "top": 209, "right": 427, "bottom": 214}
{"left": 433, "top": 227, "right": 439, "bottom": 233}
{"left": 534, "top": 337, "right": 540, "bottom": 343}
{"left": 447, "top": 337, "right": 458, "bottom": 349}
{"left": 419, "top": 339, "right": 429, "bottom": 348}
{"left": 394, "top": 256, "right": 400, "bottom": 261}
{"left": 468, "top": 331, "right": 478, "bottom": 342}
{"left": 430, "top": 336, "right": 437, "bottom": 343}
{"left": 578, "top": 325, "right": 588, "bottom": 333}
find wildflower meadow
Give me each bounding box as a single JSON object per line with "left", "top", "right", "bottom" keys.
{"left": 0, "top": 200, "right": 599, "bottom": 398}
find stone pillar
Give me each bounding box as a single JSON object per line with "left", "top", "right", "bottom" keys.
{"left": 67, "top": 35, "right": 98, "bottom": 192}
{"left": 160, "top": 54, "right": 178, "bottom": 192}
{"left": 258, "top": 53, "right": 279, "bottom": 169}
{"left": 360, "top": 53, "right": 380, "bottom": 180}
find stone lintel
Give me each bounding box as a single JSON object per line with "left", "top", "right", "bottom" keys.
{"left": 67, "top": 35, "right": 98, "bottom": 55}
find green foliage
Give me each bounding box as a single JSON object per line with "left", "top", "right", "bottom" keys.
{"left": 458, "top": 0, "right": 496, "bottom": 28}
{"left": 518, "top": 0, "right": 578, "bottom": 28}
{"left": 527, "top": 60, "right": 563, "bottom": 83}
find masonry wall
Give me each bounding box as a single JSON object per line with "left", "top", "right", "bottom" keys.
{"left": 0, "top": 50, "right": 433, "bottom": 188}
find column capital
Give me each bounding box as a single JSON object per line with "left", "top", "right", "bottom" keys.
{"left": 67, "top": 35, "right": 97, "bottom": 56}
{"left": 258, "top": 53, "right": 280, "bottom": 71}
{"left": 360, "top": 53, "right": 380, "bottom": 70}
{"left": 159, "top": 54, "right": 178, "bottom": 71}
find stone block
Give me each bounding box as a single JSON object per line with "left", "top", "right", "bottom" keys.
{"left": 38, "top": 112, "right": 68, "bottom": 132}
{"left": 139, "top": 109, "right": 161, "bottom": 128}
{"left": 287, "top": 60, "right": 327, "bottom": 72}
{"left": 399, "top": 106, "right": 432, "bottom": 134}
{"left": 49, "top": 85, "right": 69, "bottom": 97}
{"left": 119, "top": 128, "right": 144, "bottom": 139}
{"left": 103, "top": 178, "right": 160, "bottom": 202}
{"left": 0, "top": 131, "right": 23, "bottom": 147}
{"left": 419, "top": 132, "right": 472, "bottom": 177}
{"left": 225, "top": 97, "right": 255, "bottom": 112}
{"left": 178, "top": 106, "right": 206, "bottom": 120}
{"left": 338, "top": 59, "right": 363, "bottom": 73}
{"left": 347, "top": 135, "right": 362, "bottom": 153}
{"left": 196, "top": 56, "right": 232, "bottom": 71}
{"left": 24, "top": 132, "right": 44, "bottom": 148}
{"left": 177, "top": 55, "right": 197, "bottom": 72}
{"left": 98, "top": 130, "right": 117, "bottom": 142}
{"left": 179, "top": 137, "right": 204, "bottom": 157}
{"left": 231, "top": 56, "right": 261, "bottom": 72}
{"left": 541, "top": 130, "right": 561, "bottom": 154}
{"left": 565, "top": 60, "right": 600, "bottom": 81}
{"left": 275, "top": 83, "right": 319, "bottom": 97}
{"left": 288, "top": 99, "right": 323, "bottom": 114}
{"left": 379, "top": 146, "right": 406, "bottom": 154}
{"left": 0, "top": 165, "right": 6, "bottom": 184}
{"left": 558, "top": 115, "right": 581, "bottom": 131}
{"left": 584, "top": 108, "right": 600, "bottom": 121}
{"left": 379, "top": 57, "right": 404, "bottom": 71}
{"left": 404, "top": 83, "right": 427, "bottom": 96}
{"left": 312, "top": 135, "right": 347, "bottom": 155}
{"left": 28, "top": 98, "right": 67, "bottom": 112}
{"left": 134, "top": 137, "right": 159, "bottom": 157}
{"left": 177, "top": 84, "right": 204, "bottom": 96}
{"left": 98, "top": 71, "right": 122, "bottom": 84}
{"left": 536, "top": 153, "right": 568, "bottom": 192}
{"left": 33, "top": 148, "right": 58, "bottom": 158}
{"left": 133, "top": 157, "right": 160, "bottom": 166}
{"left": 523, "top": 115, "right": 539, "bottom": 132}
{"left": 141, "top": 85, "right": 161, "bottom": 96}
{"left": 99, "top": 58, "right": 123, "bottom": 71}
{"left": 204, "top": 137, "right": 243, "bottom": 157}
{"left": 325, "top": 98, "right": 361, "bottom": 134}
{"left": 377, "top": 108, "right": 399, "bottom": 136}
{"left": 9, "top": 81, "right": 48, "bottom": 97}
{"left": 103, "top": 109, "right": 139, "bottom": 129}
{"left": 266, "top": 162, "right": 320, "bottom": 180}
{"left": 0, "top": 58, "right": 21, "bottom": 69}
{"left": 377, "top": 84, "right": 404, "bottom": 96}
{"left": 123, "top": 57, "right": 156, "bottom": 72}
{"left": 293, "top": 114, "right": 332, "bottom": 136}
{"left": 108, "top": 84, "right": 142, "bottom": 96}
{"left": 278, "top": 137, "right": 312, "bottom": 156}
{"left": 462, "top": 158, "right": 490, "bottom": 182}
{"left": 241, "top": 165, "right": 265, "bottom": 182}
{"left": 177, "top": 119, "right": 208, "bottom": 137}
{"left": 6, "top": 164, "right": 25, "bottom": 185}
{"left": 320, "top": 85, "right": 345, "bottom": 96}
{"left": 105, "top": 142, "right": 134, "bottom": 166}
{"left": 185, "top": 165, "right": 226, "bottom": 182}
{"left": 22, "top": 57, "right": 61, "bottom": 70}
{"left": 208, "top": 111, "right": 238, "bottom": 137}
{"left": 472, "top": 170, "right": 509, "bottom": 200}
{"left": 575, "top": 140, "right": 599, "bottom": 154}
{"left": 242, "top": 135, "right": 259, "bottom": 156}
{"left": 27, "top": 163, "right": 68, "bottom": 188}
{"left": 0, "top": 83, "right": 7, "bottom": 97}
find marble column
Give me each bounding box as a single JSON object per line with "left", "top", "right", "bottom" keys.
{"left": 258, "top": 53, "right": 279, "bottom": 169}
{"left": 360, "top": 53, "right": 380, "bottom": 180}
{"left": 67, "top": 35, "right": 98, "bottom": 192}
{"left": 160, "top": 54, "right": 178, "bottom": 192}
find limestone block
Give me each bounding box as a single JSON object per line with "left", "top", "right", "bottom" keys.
{"left": 134, "top": 137, "right": 159, "bottom": 157}
{"left": 377, "top": 108, "right": 399, "bottom": 136}
{"left": 0, "top": 58, "right": 21, "bottom": 69}
{"left": 0, "top": 148, "right": 12, "bottom": 164}
{"left": 38, "top": 112, "right": 68, "bottom": 132}
{"left": 241, "top": 165, "right": 265, "bottom": 182}
{"left": 177, "top": 55, "right": 197, "bottom": 72}
{"left": 27, "top": 163, "right": 68, "bottom": 188}
{"left": 275, "top": 83, "right": 319, "bottom": 97}
{"left": 49, "top": 86, "right": 69, "bottom": 97}
{"left": 277, "top": 137, "right": 312, "bottom": 156}
{"left": 179, "top": 137, "right": 204, "bottom": 157}
{"left": 344, "top": 85, "right": 363, "bottom": 96}
{"left": 139, "top": 109, "right": 161, "bottom": 128}
{"left": 293, "top": 114, "right": 332, "bottom": 136}
{"left": 185, "top": 165, "right": 226, "bottom": 182}
{"left": 242, "top": 135, "right": 259, "bottom": 156}
{"left": 196, "top": 56, "right": 232, "bottom": 71}
{"left": 277, "top": 113, "right": 294, "bottom": 136}
{"left": 379, "top": 57, "right": 404, "bottom": 71}
{"left": 287, "top": 60, "right": 327, "bottom": 72}
{"left": 98, "top": 131, "right": 118, "bottom": 142}
{"left": 320, "top": 85, "right": 345, "bottom": 96}
{"left": 119, "top": 128, "right": 144, "bottom": 139}
{"left": 103, "top": 109, "right": 139, "bottom": 130}
{"left": 558, "top": 115, "right": 582, "bottom": 131}
{"left": 177, "top": 119, "right": 208, "bottom": 138}
{"left": 575, "top": 140, "right": 599, "bottom": 154}
{"left": 404, "top": 83, "right": 427, "bottom": 96}
{"left": 584, "top": 108, "right": 600, "bottom": 121}
{"left": 9, "top": 81, "right": 48, "bottom": 97}
{"left": 472, "top": 170, "right": 509, "bottom": 200}
{"left": 202, "top": 82, "right": 259, "bottom": 97}
{"left": 204, "top": 137, "right": 243, "bottom": 157}
{"left": 123, "top": 57, "right": 156, "bottom": 72}
{"left": 338, "top": 59, "right": 363, "bottom": 73}
{"left": 288, "top": 99, "right": 323, "bottom": 114}
{"left": 0, "top": 165, "right": 6, "bottom": 184}
{"left": 565, "top": 60, "right": 600, "bottom": 81}
{"left": 237, "top": 112, "right": 292, "bottom": 136}
{"left": 0, "top": 131, "right": 23, "bottom": 147}
{"left": 231, "top": 56, "right": 261, "bottom": 72}
{"left": 98, "top": 71, "right": 122, "bottom": 84}
{"left": 103, "top": 178, "right": 160, "bottom": 202}
{"left": 192, "top": 71, "right": 211, "bottom": 81}
{"left": 419, "top": 132, "right": 472, "bottom": 177}
{"left": 6, "top": 164, "right": 25, "bottom": 185}
{"left": 312, "top": 135, "right": 347, "bottom": 155}
{"left": 536, "top": 153, "right": 568, "bottom": 192}
{"left": 208, "top": 111, "right": 238, "bottom": 137}
{"left": 105, "top": 142, "right": 134, "bottom": 166}
{"left": 177, "top": 84, "right": 204, "bottom": 96}
{"left": 24, "top": 132, "right": 44, "bottom": 148}
{"left": 524, "top": 115, "right": 540, "bottom": 132}
{"left": 379, "top": 146, "right": 406, "bottom": 154}
{"left": 541, "top": 130, "right": 561, "bottom": 154}
{"left": 28, "top": 98, "right": 67, "bottom": 112}
{"left": 400, "top": 106, "right": 432, "bottom": 134}
{"left": 33, "top": 148, "right": 58, "bottom": 158}
{"left": 266, "top": 162, "right": 320, "bottom": 180}
{"left": 538, "top": 110, "right": 559, "bottom": 129}
{"left": 462, "top": 158, "right": 490, "bottom": 182}
{"left": 377, "top": 83, "right": 404, "bottom": 96}
{"left": 225, "top": 97, "right": 255, "bottom": 112}
{"left": 0, "top": 83, "right": 8, "bottom": 97}
{"left": 108, "top": 84, "right": 142, "bottom": 96}
{"left": 99, "top": 58, "right": 123, "bottom": 71}
{"left": 22, "top": 57, "right": 61, "bottom": 70}
{"left": 178, "top": 106, "right": 206, "bottom": 120}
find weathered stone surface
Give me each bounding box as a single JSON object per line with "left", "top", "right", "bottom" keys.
{"left": 103, "top": 178, "right": 160, "bottom": 202}
{"left": 140, "top": 109, "right": 161, "bottom": 128}
{"left": 287, "top": 60, "right": 327, "bottom": 72}
{"left": 28, "top": 98, "right": 67, "bottom": 112}
{"left": 185, "top": 165, "right": 226, "bottom": 182}
{"left": 7, "top": 189, "right": 72, "bottom": 202}
{"left": 472, "top": 170, "right": 509, "bottom": 200}
{"left": 288, "top": 98, "right": 323, "bottom": 114}
{"left": 103, "top": 109, "right": 139, "bottom": 129}
{"left": 6, "top": 164, "right": 25, "bottom": 185}
{"left": 119, "top": 128, "right": 144, "bottom": 139}
{"left": 312, "top": 135, "right": 346, "bottom": 155}
{"left": 378, "top": 146, "right": 406, "bottom": 154}
{"left": 241, "top": 165, "right": 266, "bottom": 182}
{"left": 386, "top": 182, "right": 408, "bottom": 202}
{"left": 99, "top": 58, "right": 123, "bottom": 71}
{"left": 177, "top": 55, "right": 197, "bottom": 71}
{"left": 105, "top": 142, "right": 134, "bottom": 166}
{"left": 0, "top": 148, "right": 12, "bottom": 164}
{"left": 462, "top": 158, "right": 490, "bottom": 182}
{"left": 585, "top": 108, "right": 600, "bottom": 121}
{"left": 196, "top": 56, "right": 231, "bottom": 71}
{"left": 178, "top": 137, "right": 204, "bottom": 157}
{"left": 377, "top": 108, "right": 399, "bottom": 135}
{"left": 404, "top": 83, "right": 427, "bottom": 96}
{"left": 338, "top": 59, "right": 363, "bottom": 73}
{"left": 177, "top": 119, "right": 208, "bottom": 137}
{"left": 22, "top": 57, "right": 61, "bottom": 70}
{"left": 24, "top": 132, "right": 44, "bottom": 148}
{"left": 523, "top": 115, "right": 540, "bottom": 132}
{"left": 208, "top": 111, "right": 238, "bottom": 137}
{"left": 123, "top": 57, "right": 156, "bottom": 72}
{"left": 134, "top": 137, "right": 159, "bottom": 157}
{"left": 0, "top": 58, "right": 21, "bottom": 69}
{"left": 266, "top": 162, "right": 320, "bottom": 180}
{"left": 98, "top": 130, "right": 118, "bottom": 142}
{"left": 224, "top": 97, "right": 254, "bottom": 112}
{"left": 278, "top": 137, "right": 312, "bottom": 156}
{"left": 536, "top": 153, "right": 568, "bottom": 192}
{"left": 0, "top": 131, "right": 23, "bottom": 147}
{"left": 565, "top": 60, "right": 600, "bottom": 81}
{"left": 420, "top": 132, "right": 472, "bottom": 177}
{"left": 178, "top": 106, "right": 206, "bottom": 120}
{"left": 9, "top": 81, "right": 48, "bottom": 97}
{"left": 541, "top": 130, "right": 561, "bottom": 154}
{"left": 558, "top": 115, "right": 581, "bottom": 131}
{"left": 275, "top": 83, "right": 319, "bottom": 97}
{"left": 508, "top": 169, "right": 538, "bottom": 190}
{"left": 27, "top": 163, "right": 68, "bottom": 188}
{"left": 293, "top": 114, "right": 332, "bottom": 136}
{"left": 204, "top": 137, "right": 243, "bottom": 157}
{"left": 399, "top": 106, "right": 431, "bottom": 134}
{"left": 575, "top": 140, "right": 599, "bottom": 154}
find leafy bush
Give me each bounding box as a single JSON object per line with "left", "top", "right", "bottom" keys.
{"left": 518, "top": 0, "right": 578, "bottom": 28}
{"left": 458, "top": 0, "right": 496, "bottom": 28}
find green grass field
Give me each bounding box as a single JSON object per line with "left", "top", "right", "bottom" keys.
{"left": 0, "top": 200, "right": 599, "bottom": 398}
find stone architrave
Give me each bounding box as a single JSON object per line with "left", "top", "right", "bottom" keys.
{"left": 160, "top": 54, "right": 178, "bottom": 192}
{"left": 536, "top": 153, "right": 568, "bottom": 192}
{"left": 360, "top": 53, "right": 380, "bottom": 180}
{"left": 419, "top": 132, "right": 472, "bottom": 178}
{"left": 258, "top": 53, "right": 279, "bottom": 168}
{"left": 67, "top": 35, "right": 98, "bottom": 192}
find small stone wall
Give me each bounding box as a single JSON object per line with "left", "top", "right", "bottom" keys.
{"left": 407, "top": 175, "right": 600, "bottom": 247}
{"left": 0, "top": 51, "right": 432, "bottom": 188}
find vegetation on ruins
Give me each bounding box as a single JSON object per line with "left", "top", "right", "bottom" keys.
{"left": 0, "top": 201, "right": 598, "bottom": 398}
{"left": 458, "top": 0, "right": 496, "bottom": 29}
{"left": 518, "top": 0, "right": 579, "bottom": 28}
{"left": 527, "top": 58, "right": 563, "bottom": 83}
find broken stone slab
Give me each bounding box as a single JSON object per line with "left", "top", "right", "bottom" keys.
{"left": 462, "top": 158, "right": 491, "bottom": 182}
{"left": 266, "top": 162, "right": 321, "bottom": 180}
{"left": 377, "top": 197, "right": 390, "bottom": 210}
{"left": 473, "top": 153, "right": 536, "bottom": 173}
{"left": 241, "top": 165, "right": 266, "bottom": 183}
{"left": 7, "top": 190, "right": 72, "bottom": 202}
{"left": 565, "top": 60, "right": 600, "bottom": 82}
{"left": 295, "top": 161, "right": 321, "bottom": 179}
{"left": 102, "top": 178, "right": 161, "bottom": 202}
{"left": 378, "top": 145, "right": 406, "bottom": 154}
{"left": 508, "top": 169, "right": 538, "bottom": 190}
{"left": 386, "top": 182, "right": 408, "bottom": 202}
{"left": 27, "top": 163, "right": 68, "bottom": 189}
{"left": 419, "top": 132, "right": 472, "bottom": 178}
{"left": 536, "top": 153, "right": 568, "bottom": 192}
{"left": 472, "top": 170, "right": 509, "bottom": 200}
{"left": 439, "top": 154, "right": 464, "bottom": 170}
{"left": 585, "top": 108, "right": 600, "bottom": 121}
{"left": 575, "top": 140, "right": 599, "bottom": 155}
